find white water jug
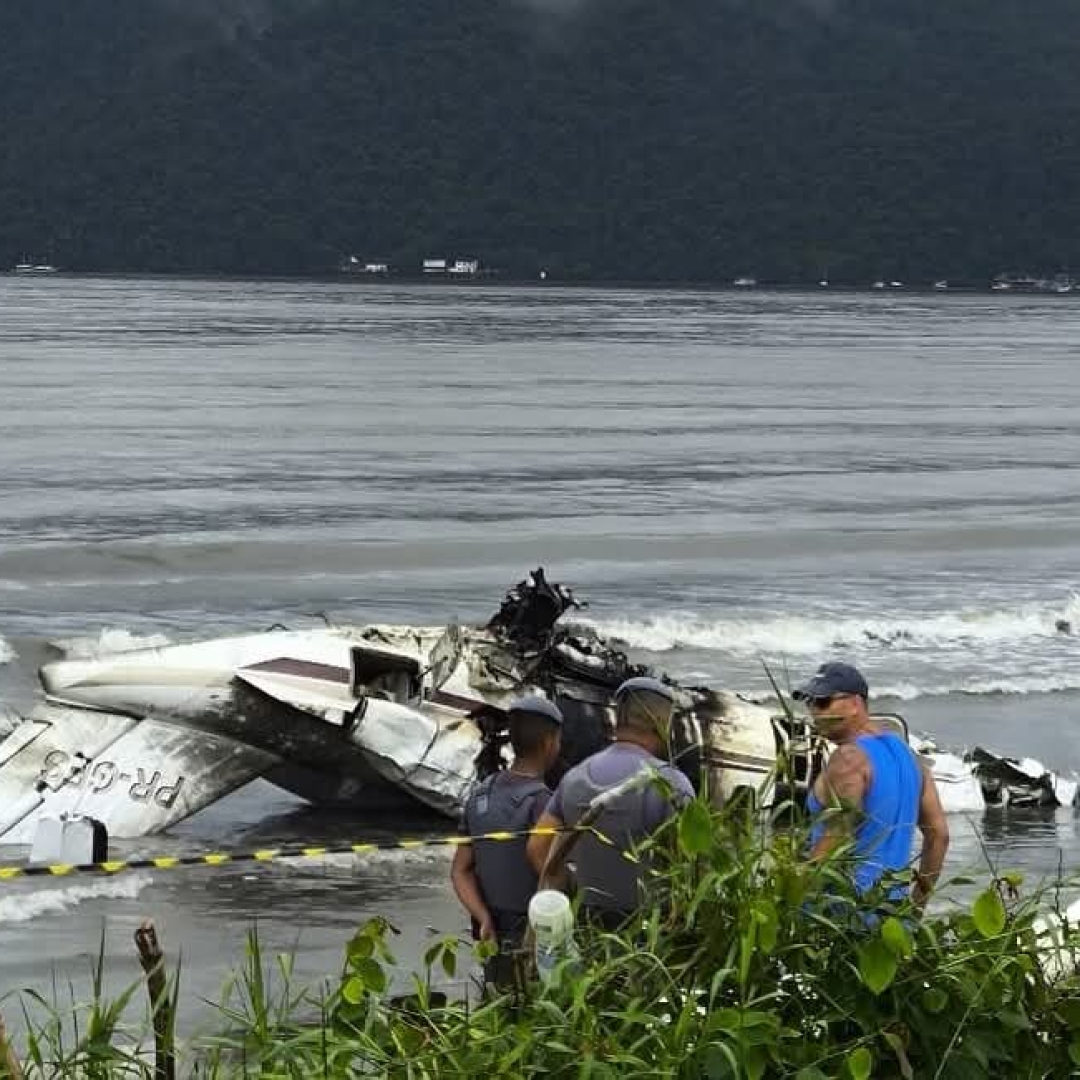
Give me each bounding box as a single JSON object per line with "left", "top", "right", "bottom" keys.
{"left": 528, "top": 889, "right": 576, "bottom": 982}
{"left": 29, "top": 813, "right": 109, "bottom": 866}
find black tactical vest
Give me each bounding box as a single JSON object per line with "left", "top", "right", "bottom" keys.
{"left": 463, "top": 771, "right": 551, "bottom": 939}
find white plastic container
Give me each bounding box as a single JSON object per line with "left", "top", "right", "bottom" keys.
{"left": 29, "top": 814, "right": 109, "bottom": 866}
{"left": 528, "top": 889, "right": 576, "bottom": 983}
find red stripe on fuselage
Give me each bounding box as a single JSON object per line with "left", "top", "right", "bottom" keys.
{"left": 430, "top": 689, "right": 485, "bottom": 712}
{"left": 243, "top": 658, "right": 351, "bottom": 683}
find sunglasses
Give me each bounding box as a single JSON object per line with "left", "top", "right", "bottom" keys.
{"left": 808, "top": 693, "right": 853, "bottom": 711}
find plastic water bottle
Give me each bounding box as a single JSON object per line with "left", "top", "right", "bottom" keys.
{"left": 528, "top": 889, "right": 576, "bottom": 984}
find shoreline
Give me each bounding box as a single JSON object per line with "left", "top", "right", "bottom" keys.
{"left": 5, "top": 269, "right": 1079, "bottom": 297}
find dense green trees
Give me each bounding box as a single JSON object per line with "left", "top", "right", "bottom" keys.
{"left": 2, "top": 0, "right": 1079, "bottom": 282}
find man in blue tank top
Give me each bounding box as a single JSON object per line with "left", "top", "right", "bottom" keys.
{"left": 451, "top": 695, "right": 563, "bottom": 988}
{"left": 794, "top": 662, "right": 949, "bottom": 907}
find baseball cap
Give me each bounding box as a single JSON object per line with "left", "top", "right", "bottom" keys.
{"left": 507, "top": 694, "right": 564, "bottom": 726}
{"left": 614, "top": 676, "right": 676, "bottom": 704}
{"left": 792, "top": 661, "right": 869, "bottom": 702}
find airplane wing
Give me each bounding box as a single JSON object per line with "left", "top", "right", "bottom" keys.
{"left": 0, "top": 704, "right": 278, "bottom": 843}
{"left": 0, "top": 704, "right": 137, "bottom": 839}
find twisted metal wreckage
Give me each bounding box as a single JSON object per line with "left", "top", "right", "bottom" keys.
{"left": 0, "top": 571, "right": 1074, "bottom": 843}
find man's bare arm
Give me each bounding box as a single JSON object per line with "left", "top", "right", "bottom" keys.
{"left": 526, "top": 810, "right": 561, "bottom": 875}
{"left": 809, "top": 742, "right": 869, "bottom": 861}
{"left": 449, "top": 843, "right": 495, "bottom": 940}
{"left": 912, "top": 758, "right": 949, "bottom": 908}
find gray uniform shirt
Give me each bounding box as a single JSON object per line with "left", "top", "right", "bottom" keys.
{"left": 547, "top": 742, "right": 695, "bottom": 914}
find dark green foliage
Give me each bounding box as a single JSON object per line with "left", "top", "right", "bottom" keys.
{"left": 314, "top": 804, "right": 1080, "bottom": 1078}
{"left": 3, "top": 1, "right": 1080, "bottom": 281}
{"left": 7, "top": 800, "right": 1080, "bottom": 1076}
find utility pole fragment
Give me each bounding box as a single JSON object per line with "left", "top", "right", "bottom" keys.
{"left": 134, "top": 920, "right": 176, "bottom": 1080}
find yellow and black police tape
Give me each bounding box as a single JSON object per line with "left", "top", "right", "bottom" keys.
{"left": 0, "top": 825, "right": 630, "bottom": 884}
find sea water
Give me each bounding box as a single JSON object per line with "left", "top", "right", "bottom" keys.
{"left": 1, "top": 276, "right": 1078, "bottom": 1028}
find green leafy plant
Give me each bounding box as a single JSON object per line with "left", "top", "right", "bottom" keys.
{"left": 5, "top": 801, "right": 1080, "bottom": 1078}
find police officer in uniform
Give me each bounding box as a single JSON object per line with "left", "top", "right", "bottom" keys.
{"left": 450, "top": 694, "right": 563, "bottom": 988}
{"left": 527, "top": 676, "right": 694, "bottom": 927}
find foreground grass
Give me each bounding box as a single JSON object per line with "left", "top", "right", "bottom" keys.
{"left": 4, "top": 799, "right": 1080, "bottom": 1078}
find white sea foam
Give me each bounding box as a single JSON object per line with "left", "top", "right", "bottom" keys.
{"left": 0, "top": 635, "right": 15, "bottom": 664}
{"left": 589, "top": 594, "right": 1080, "bottom": 659}
{"left": 0, "top": 872, "right": 151, "bottom": 925}
{"left": 278, "top": 847, "right": 451, "bottom": 874}
{"left": 875, "top": 675, "right": 1080, "bottom": 701}
{"left": 0, "top": 706, "right": 19, "bottom": 738}
{"left": 50, "top": 628, "right": 173, "bottom": 660}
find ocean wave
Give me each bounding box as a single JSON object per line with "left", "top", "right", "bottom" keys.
{"left": 874, "top": 676, "right": 1080, "bottom": 701}
{"left": 49, "top": 628, "right": 173, "bottom": 660}
{"left": 0, "top": 872, "right": 151, "bottom": 925}
{"left": 589, "top": 594, "right": 1080, "bottom": 658}
{"left": 0, "top": 636, "right": 14, "bottom": 664}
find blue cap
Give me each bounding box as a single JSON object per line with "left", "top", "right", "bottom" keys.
{"left": 507, "top": 694, "right": 563, "bottom": 726}
{"left": 792, "top": 662, "right": 869, "bottom": 701}
{"left": 614, "top": 676, "right": 676, "bottom": 704}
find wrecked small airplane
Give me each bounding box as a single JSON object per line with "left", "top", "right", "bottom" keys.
{"left": 0, "top": 570, "right": 1075, "bottom": 842}
{"left": 0, "top": 571, "right": 797, "bottom": 842}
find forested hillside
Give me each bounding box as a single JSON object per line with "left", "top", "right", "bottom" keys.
{"left": 2, "top": 0, "right": 1078, "bottom": 281}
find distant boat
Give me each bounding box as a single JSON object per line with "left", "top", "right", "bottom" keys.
{"left": 934, "top": 280, "right": 950, "bottom": 291}
{"left": 1000, "top": 274, "right": 1042, "bottom": 292}
{"left": 339, "top": 256, "right": 389, "bottom": 275}
{"left": 448, "top": 259, "right": 480, "bottom": 276}
{"left": 817, "top": 279, "right": 829, "bottom": 288}
{"left": 991, "top": 272, "right": 1074, "bottom": 294}
{"left": 871, "top": 280, "right": 886, "bottom": 290}
{"left": 732, "top": 276, "right": 756, "bottom": 288}
{"left": 12, "top": 261, "right": 57, "bottom": 275}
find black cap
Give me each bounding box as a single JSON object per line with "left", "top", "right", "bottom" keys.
{"left": 792, "top": 662, "right": 869, "bottom": 701}
{"left": 507, "top": 694, "right": 563, "bottom": 726}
